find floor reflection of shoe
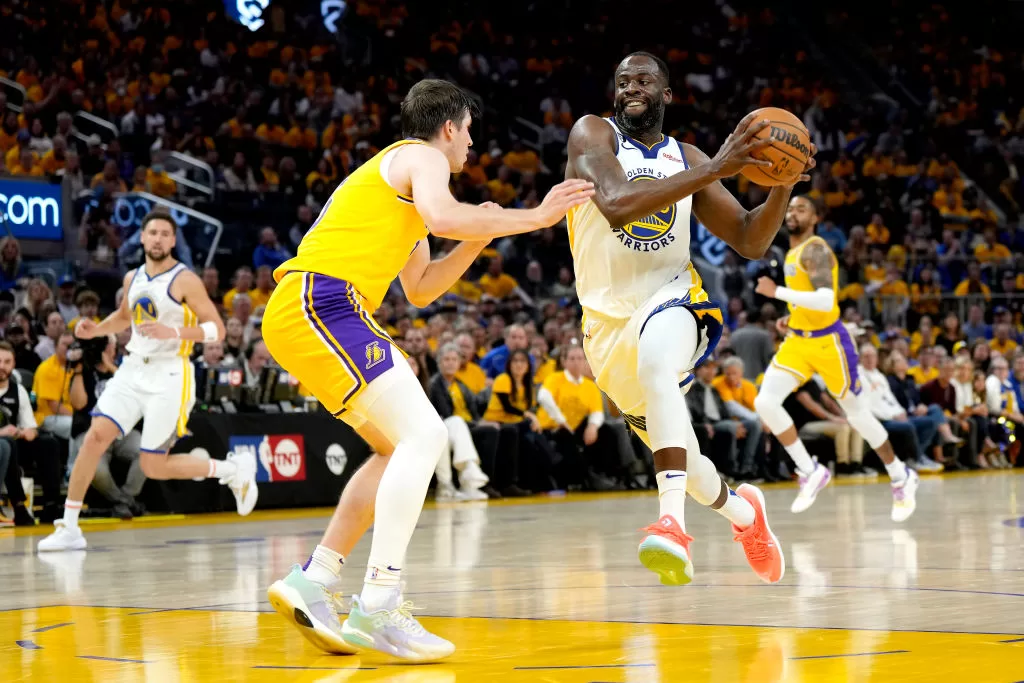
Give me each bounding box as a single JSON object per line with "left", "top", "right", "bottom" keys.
{"left": 638, "top": 514, "right": 694, "bottom": 586}
{"left": 732, "top": 484, "right": 785, "bottom": 584}
{"left": 341, "top": 592, "right": 455, "bottom": 663}
{"left": 501, "top": 485, "right": 531, "bottom": 497}
{"left": 791, "top": 462, "right": 831, "bottom": 513}
{"left": 459, "top": 488, "right": 489, "bottom": 501}
{"left": 481, "top": 486, "right": 502, "bottom": 499}
{"left": 267, "top": 565, "right": 357, "bottom": 654}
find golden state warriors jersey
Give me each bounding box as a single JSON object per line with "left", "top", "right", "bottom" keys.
{"left": 567, "top": 118, "right": 695, "bottom": 319}
{"left": 125, "top": 262, "right": 197, "bottom": 358}
{"left": 274, "top": 139, "right": 429, "bottom": 313}
{"left": 783, "top": 235, "right": 841, "bottom": 331}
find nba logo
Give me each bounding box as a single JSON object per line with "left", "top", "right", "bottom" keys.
{"left": 365, "top": 341, "right": 385, "bottom": 370}
{"left": 232, "top": 434, "right": 307, "bottom": 482}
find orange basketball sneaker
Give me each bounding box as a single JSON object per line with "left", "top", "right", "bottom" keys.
{"left": 731, "top": 483, "right": 785, "bottom": 583}
{"left": 638, "top": 515, "right": 695, "bottom": 586}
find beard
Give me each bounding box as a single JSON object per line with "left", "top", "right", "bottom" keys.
{"left": 614, "top": 96, "right": 664, "bottom": 138}
{"left": 144, "top": 247, "right": 170, "bottom": 263}
{"left": 0, "top": 369, "right": 10, "bottom": 384}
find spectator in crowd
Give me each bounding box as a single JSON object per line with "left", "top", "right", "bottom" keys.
{"left": 222, "top": 267, "right": 254, "bottom": 314}
{"left": 538, "top": 345, "right": 619, "bottom": 490}
{"left": 243, "top": 340, "right": 273, "bottom": 387}
{"left": 480, "top": 323, "right": 530, "bottom": 379}
{"left": 0, "top": 341, "right": 61, "bottom": 521}
{"left": 984, "top": 356, "right": 1023, "bottom": 466}
{"left": 55, "top": 276, "right": 80, "bottom": 323}
{"left": 907, "top": 346, "right": 940, "bottom": 386}
{"left": 935, "top": 311, "right": 964, "bottom": 355}
{"left": 0, "top": 237, "right": 25, "bottom": 292}
{"left": 23, "top": 278, "right": 53, "bottom": 322}
{"left": 0, "top": 341, "right": 50, "bottom": 525}
{"left": 403, "top": 328, "right": 438, "bottom": 377}
{"left": 962, "top": 305, "right": 990, "bottom": 344}
{"left": 68, "top": 335, "right": 145, "bottom": 518}
{"left": 921, "top": 357, "right": 973, "bottom": 469}
{"left": 479, "top": 255, "right": 530, "bottom": 304}
{"left": 248, "top": 266, "right": 276, "bottom": 310}
{"left": 426, "top": 343, "right": 495, "bottom": 501}
{"left": 686, "top": 360, "right": 742, "bottom": 477}
{"left": 454, "top": 332, "right": 487, "bottom": 395}
{"left": 990, "top": 323, "right": 1018, "bottom": 358}
{"left": 549, "top": 266, "right": 576, "bottom": 301}
{"left": 860, "top": 345, "right": 943, "bottom": 472}
{"left": 67, "top": 290, "right": 101, "bottom": 330}
{"left": 253, "top": 228, "right": 292, "bottom": 271}
{"left": 223, "top": 317, "right": 246, "bottom": 361}
{"left": 32, "top": 331, "right": 76, "bottom": 439}
{"left": 482, "top": 349, "right": 553, "bottom": 493}
{"left": 5, "top": 323, "right": 41, "bottom": 373}
{"left": 201, "top": 266, "right": 222, "bottom": 305}
{"left": 782, "top": 377, "right": 869, "bottom": 478}
{"left": 711, "top": 357, "right": 764, "bottom": 479}
{"left": 952, "top": 357, "right": 990, "bottom": 468}
{"left": 726, "top": 310, "right": 774, "bottom": 382}
{"left": 971, "top": 339, "right": 993, "bottom": 376}
{"left": 222, "top": 152, "right": 259, "bottom": 192}
{"left": 34, "top": 310, "right": 67, "bottom": 361}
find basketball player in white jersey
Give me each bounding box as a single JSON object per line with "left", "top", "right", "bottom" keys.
{"left": 564, "top": 52, "right": 816, "bottom": 586}
{"left": 38, "top": 209, "right": 258, "bottom": 551}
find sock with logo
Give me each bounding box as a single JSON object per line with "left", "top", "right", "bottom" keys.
{"left": 713, "top": 486, "right": 757, "bottom": 529}
{"left": 302, "top": 545, "right": 344, "bottom": 587}
{"left": 360, "top": 564, "right": 402, "bottom": 612}
{"left": 63, "top": 499, "right": 82, "bottom": 528}
{"left": 656, "top": 470, "right": 687, "bottom": 530}
{"left": 208, "top": 458, "right": 238, "bottom": 481}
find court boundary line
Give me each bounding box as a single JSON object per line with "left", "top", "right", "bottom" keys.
{"left": 789, "top": 649, "right": 910, "bottom": 661}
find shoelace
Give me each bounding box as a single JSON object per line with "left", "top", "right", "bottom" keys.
{"left": 319, "top": 586, "right": 346, "bottom": 620}
{"left": 734, "top": 528, "right": 773, "bottom": 561}
{"left": 385, "top": 601, "right": 428, "bottom": 636}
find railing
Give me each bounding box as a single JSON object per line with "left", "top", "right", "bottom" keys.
{"left": 72, "top": 111, "right": 119, "bottom": 145}
{"left": 867, "top": 292, "right": 1024, "bottom": 330}
{"left": 0, "top": 77, "right": 26, "bottom": 113}
{"left": 164, "top": 152, "right": 215, "bottom": 199}
{"left": 107, "top": 191, "right": 223, "bottom": 269}
{"left": 510, "top": 116, "right": 543, "bottom": 153}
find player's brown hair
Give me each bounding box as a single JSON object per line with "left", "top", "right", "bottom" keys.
{"left": 401, "top": 79, "right": 481, "bottom": 141}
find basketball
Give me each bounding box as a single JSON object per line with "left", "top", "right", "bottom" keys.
{"left": 739, "top": 107, "right": 812, "bottom": 187}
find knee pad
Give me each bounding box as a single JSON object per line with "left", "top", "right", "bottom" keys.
{"left": 837, "top": 394, "right": 889, "bottom": 449}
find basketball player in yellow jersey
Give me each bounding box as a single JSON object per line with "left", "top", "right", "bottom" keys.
{"left": 261, "top": 79, "right": 594, "bottom": 663}
{"left": 753, "top": 196, "right": 919, "bottom": 521}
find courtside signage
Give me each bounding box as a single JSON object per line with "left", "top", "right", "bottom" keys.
{"left": 0, "top": 177, "right": 63, "bottom": 240}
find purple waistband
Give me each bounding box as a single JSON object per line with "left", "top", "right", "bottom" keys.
{"left": 788, "top": 320, "right": 845, "bottom": 338}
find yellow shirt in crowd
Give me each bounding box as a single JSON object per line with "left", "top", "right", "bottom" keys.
{"left": 907, "top": 365, "right": 939, "bottom": 386}
{"left": 711, "top": 376, "right": 757, "bottom": 412}
{"left": 537, "top": 371, "right": 603, "bottom": 431}
{"left": 483, "top": 373, "right": 533, "bottom": 424}
{"left": 455, "top": 362, "right": 487, "bottom": 395}
{"left": 478, "top": 273, "right": 519, "bottom": 299}
{"left": 32, "top": 355, "right": 73, "bottom": 425}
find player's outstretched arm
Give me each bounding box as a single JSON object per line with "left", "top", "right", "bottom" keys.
{"left": 687, "top": 137, "right": 816, "bottom": 260}
{"left": 399, "top": 209, "right": 494, "bottom": 308}
{"left": 137, "top": 271, "right": 226, "bottom": 342}
{"left": 74, "top": 271, "right": 134, "bottom": 340}
{"left": 567, "top": 112, "right": 774, "bottom": 232}
{"left": 404, "top": 145, "right": 594, "bottom": 240}
{"left": 754, "top": 241, "right": 834, "bottom": 311}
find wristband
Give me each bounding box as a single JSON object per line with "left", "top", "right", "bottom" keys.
{"left": 200, "top": 321, "right": 219, "bottom": 342}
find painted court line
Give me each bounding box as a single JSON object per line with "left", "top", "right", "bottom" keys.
{"left": 77, "top": 655, "right": 151, "bottom": 664}
{"left": 251, "top": 665, "right": 378, "bottom": 670}
{"left": 32, "top": 622, "right": 73, "bottom": 633}
{"left": 790, "top": 650, "right": 910, "bottom": 661}
{"left": 1000, "top": 636, "right": 1024, "bottom": 643}
{"left": 515, "top": 663, "right": 655, "bottom": 670}
{"left": 15, "top": 640, "right": 42, "bottom": 650}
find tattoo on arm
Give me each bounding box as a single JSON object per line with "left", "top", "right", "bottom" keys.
{"left": 801, "top": 241, "right": 835, "bottom": 290}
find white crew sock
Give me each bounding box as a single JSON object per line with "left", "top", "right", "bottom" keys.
{"left": 715, "top": 487, "right": 756, "bottom": 529}
{"left": 361, "top": 565, "right": 402, "bottom": 612}
{"left": 656, "top": 470, "right": 687, "bottom": 530}
{"left": 303, "top": 545, "right": 344, "bottom": 586}
{"left": 784, "top": 439, "right": 816, "bottom": 476}
{"left": 885, "top": 458, "right": 908, "bottom": 484}
{"left": 208, "top": 458, "right": 237, "bottom": 480}
{"left": 63, "top": 499, "right": 82, "bottom": 528}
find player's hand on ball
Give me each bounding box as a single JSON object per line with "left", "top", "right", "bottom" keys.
{"left": 710, "top": 112, "right": 774, "bottom": 179}
{"left": 786, "top": 142, "right": 817, "bottom": 185}
{"left": 534, "top": 179, "right": 595, "bottom": 227}
{"left": 75, "top": 318, "right": 97, "bottom": 339}
{"left": 755, "top": 276, "right": 778, "bottom": 298}
{"left": 138, "top": 322, "right": 177, "bottom": 339}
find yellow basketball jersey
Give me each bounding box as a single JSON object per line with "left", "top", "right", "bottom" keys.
{"left": 274, "top": 139, "right": 429, "bottom": 313}
{"left": 783, "top": 235, "right": 840, "bottom": 331}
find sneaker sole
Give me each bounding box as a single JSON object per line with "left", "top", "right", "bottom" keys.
{"left": 790, "top": 470, "right": 832, "bottom": 514}
{"left": 737, "top": 484, "right": 786, "bottom": 583}
{"left": 267, "top": 581, "right": 358, "bottom": 655}
{"left": 38, "top": 537, "right": 87, "bottom": 552}
{"left": 637, "top": 535, "right": 694, "bottom": 586}
{"left": 891, "top": 475, "right": 919, "bottom": 523}
{"left": 234, "top": 477, "right": 259, "bottom": 516}
{"left": 340, "top": 620, "right": 455, "bottom": 663}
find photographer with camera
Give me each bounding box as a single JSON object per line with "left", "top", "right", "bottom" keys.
{"left": 0, "top": 341, "right": 62, "bottom": 523}
{"left": 67, "top": 334, "right": 145, "bottom": 519}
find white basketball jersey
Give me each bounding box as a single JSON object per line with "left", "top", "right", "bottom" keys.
{"left": 567, "top": 117, "right": 696, "bottom": 319}
{"left": 125, "top": 262, "right": 197, "bottom": 358}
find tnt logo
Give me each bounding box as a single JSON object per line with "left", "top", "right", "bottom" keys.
{"left": 231, "top": 434, "right": 306, "bottom": 482}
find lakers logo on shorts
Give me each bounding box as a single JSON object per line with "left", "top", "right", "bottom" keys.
{"left": 132, "top": 297, "right": 158, "bottom": 324}
{"left": 621, "top": 175, "right": 676, "bottom": 242}
{"left": 365, "top": 341, "right": 385, "bottom": 370}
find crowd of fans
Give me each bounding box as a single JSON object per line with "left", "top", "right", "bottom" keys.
{"left": 2, "top": 0, "right": 1024, "bottom": 522}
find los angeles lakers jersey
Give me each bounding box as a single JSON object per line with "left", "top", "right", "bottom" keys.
{"left": 567, "top": 118, "right": 695, "bottom": 319}
{"left": 274, "top": 139, "right": 429, "bottom": 313}
{"left": 783, "top": 235, "right": 841, "bottom": 331}
{"left": 125, "top": 261, "right": 196, "bottom": 358}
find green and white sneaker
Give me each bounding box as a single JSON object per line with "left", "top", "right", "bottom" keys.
{"left": 267, "top": 565, "right": 357, "bottom": 654}
{"left": 341, "top": 592, "right": 455, "bottom": 663}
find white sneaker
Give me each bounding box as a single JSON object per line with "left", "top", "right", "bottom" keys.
{"left": 790, "top": 462, "right": 832, "bottom": 513}
{"left": 38, "top": 521, "right": 87, "bottom": 552}
{"left": 225, "top": 450, "right": 258, "bottom": 516}
{"left": 436, "top": 485, "right": 470, "bottom": 502}
{"left": 891, "top": 469, "right": 919, "bottom": 522}
{"left": 458, "top": 488, "right": 488, "bottom": 501}
{"left": 341, "top": 593, "right": 455, "bottom": 662}
{"left": 267, "top": 565, "right": 357, "bottom": 654}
